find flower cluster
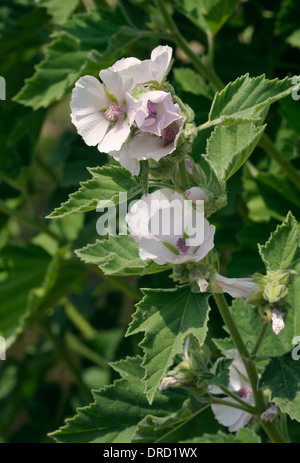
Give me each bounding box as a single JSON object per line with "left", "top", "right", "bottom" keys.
{"left": 71, "top": 46, "right": 185, "bottom": 176}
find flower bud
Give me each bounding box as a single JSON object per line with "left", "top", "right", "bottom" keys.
{"left": 260, "top": 404, "right": 279, "bottom": 422}
{"left": 271, "top": 308, "right": 285, "bottom": 335}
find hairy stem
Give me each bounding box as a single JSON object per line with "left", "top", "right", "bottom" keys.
{"left": 251, "top": 322, "right": 268, "bottom": 356}
{"left": 178, "top": 157, "right": 190, "bottom": 190}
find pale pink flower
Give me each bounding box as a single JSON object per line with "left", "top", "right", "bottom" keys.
{"left": 210, "top": 349, "right": 254, "bottom": 432}
{"left": 135, "top": 91, "right": 181, "bottom": 136}
{"left": 211, "top": 273, "right": 259, "bottom": 299}
{"left": 126, "top": 188, "right": 215, "bottom": 265}
{"left": 185, "top": 187, "right": 208, "bottom": 202}
{"left": 271, "top": 309, "right": 285, "bottom": 335}
{"left": 110, "top": 116, "right": 185, "bottom": 176}
{"left": 70, "top": 71, "right": 139, "bottom": 153}
{"left": 106, "top": 45, "right": 173, "bottom": 86}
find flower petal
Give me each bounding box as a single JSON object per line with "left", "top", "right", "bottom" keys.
{"left": 97, "top": 119, "right": 130, "bottom": 153}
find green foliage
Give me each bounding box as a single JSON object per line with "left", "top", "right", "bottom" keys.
{"left": 36, "top": 0, "right": 80, "bottom": 25}
{"left": 204, "top": 123, "right": 265, "bottom": 181}
{"left": 175, "top": 0, "right": 240, "bottom": 36}
{"left": 48, "top": 166, "right": 141, "bottom": 218}
{"left": 258, "top": 212, "right": 300, "bottom": 271}
{"left": 181, "top": 428, "right": 261, "bottom": 443}
{"left": 14, "top": 7, "right": 139, "bottom": 109}
{"left": 209, "top": 74, "right": 300, "bottom": 126}
{"left": 127, "top": 287, "right": 210, "bottom": 403}
{"left": 76, "top": 236, "right": 145, "bottom": 276}
{"left": 51, "top": 356, "right": 188, "bottom": 443}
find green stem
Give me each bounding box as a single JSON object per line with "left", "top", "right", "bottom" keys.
{"left": 0, "top": 199, "right": 60, "bottom": 241}
{"left": 211, "top": 397, "right": 255, "bottom": 414}
{"left": 41, "top": 321, "right": 93, "bottom": 403}
{"left": 220, "top": 386, "right": 256, "bottom": 413}
{"left": 251, "top": 322, "right": 268, "bottom": 356}
{"left": 92, "top": 267, "right": 141, "bottom": 301}
{"left": 178, "top": 157, "right": 190, "bottom": 190}
{"left": 154, "top": 0, "right": 224, "bottom": 92}
{"left": 259, "top": 133, "right": 300, "bottom": 190}
{"left": 64, "top": 299, "right": 97, "bottom": 339}
{"left": 213, "top": 293, "right": 286, "bottom": 443}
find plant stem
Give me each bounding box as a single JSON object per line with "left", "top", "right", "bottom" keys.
{"left": 92, "top": 267, "right": 141, "bottom": 301}
{"left": 251, "top": 322, "right": 268, "bottom": 356}
{"left": 211, "top": 397, "right": 255, "bottom": 414}
{"left": 0, "top": 199, "right": 60, "bottom": 241}
{"left": 154, "top": 0, "right": 224, "bottom": 92}
{"left": 178, "top": 157, "right": 190, "bottom": 190}
{"left": 64, "top": 298, "right": 97, "bottom": 340}
{"left": 259, "top": 133, "right": 300, "bottom": 190}
{"left": 41, "top": 321, "right": 93, "bottom": 403}
{"left": 213, "top": 292, "right": 286, "bottom": 443}
{"left": 220, "top": 386, "right": 256, "bottom": 413}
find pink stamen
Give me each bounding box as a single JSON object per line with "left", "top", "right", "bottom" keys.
{"left": 146, "top": 100, "right": 157, "bottom": 118}
{"left": 176, "top": 238, "right": 188, "bottom": 255}
{"left": 237, "top": 388, "right": 252, "bottom": 398}
{"left": 105, "top": 103, "right": 123, "bottom": 121}
{"left": 161, "top": 124, "right": 179, "bottom": 142}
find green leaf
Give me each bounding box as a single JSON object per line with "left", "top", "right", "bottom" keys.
{"left": 209, "top": 74, "right": 300, "bottom": 126}
{"left": 173, "top": 68, "right": 214, "bottom": 100}
{"left": 259, "top": 352, "right": 300, "bottom": 401}
{"left": 126, "top": 287, "right": 210, "bottom": 404}
{"left": 175, "top": 0, "right": 240, "bottom": 36}
{"left": 131, "top": 398, "right": 194, "bottom": 443}
{"left": 258, "top": 212, "right": 300, "bottom": 270}
{"left": 48, "top": 166, "right": 141, "bottom": 219}
{"left": 14, "top": 8, "right": 139, "bottom": 109}
{"left": 204, "top": 122, "right": 265, "bottom": 181}
{"left": 213, "top": 298, "right": 295, "bottom": 358}
{"left": 36, "top": 0, "right": 80, "bottom": 25}
{"left": 197, "top": 358, "right": 232, "bottom": 388}
{"left": 0, "top": 244, "right": 51, "bottom": 346}
{"left": 286, "top": 29, "right": 300, "bottom": 49}
{"left": 180, "top": 428, "right": 261, "bottom": 443}
{"left": 51, "top": 356, "right": 188, "bottom": 443}
{"left": 75, "top": 235, "right": 145, "bottom": 276}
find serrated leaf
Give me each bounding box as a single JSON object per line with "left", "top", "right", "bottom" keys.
{"left": 14, "top": 8, "right": 139, "bottom": 109}
{"left": 173, "top": 68, "right": 214, "bottom": 100}
{"left": 259, "top": 352, "right": 300, "bottom": 401}
{"left": 126, "top": 287, "right": 210, "bottom": 404}
{"left": 36, "top": 0, "right": 80, "bottom": 25}
{"left": 51, "top": 356, "right": 188, "bottom": 443}
{"left": 198, "top": 358, "right": 232, "bottom": 388}
{"left": 209, "top": 74, "right": 300, "bottom": 126}
{"left": 204, "top": 122, "right": 265, "bottom": 181}
{"left": 258, "top": 212, "right": 300, "bottom": 270}
{"left": 180, "top": 428, "right": 261, "bottom": 443}
{"left": 48, "top": 166, "right": 141, "bottom": 219}
{"left": 75, "top": 235, "right": 145, "bottom": 276}
{"left": 131, "top": 398, "right": 194, "bottom": 443}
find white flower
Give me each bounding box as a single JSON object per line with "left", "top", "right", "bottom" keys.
{"left": 126, "top": 188, "right": 215, "bottom": 265}
{"left": 110, "top": 116, "right": 185, "bottom": 176}
{"left": 271, "top": 309, "right": 285, "bottom": 335}
{"left": 106, "top": 45, "right": 173, "bottom": 86}
{"left": 210, "top": 349, "right": 254, "bottom": 432}
{"left": 260, "top": 404, "right": 278, "bottom": 422}
{"left": 185, "top": 187, "right": 208, "bottom": 202}
{"left": 211, "top": 273, "right": 259, "bottom": 299}
{"left": 70, "top": 71, "right": 139, "bottom": 153}
{"left": 159, "top": 376, "right": 181, "bottom": 390}
{"left": 135, "top": 90, "right": 182, "bottom": 136}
